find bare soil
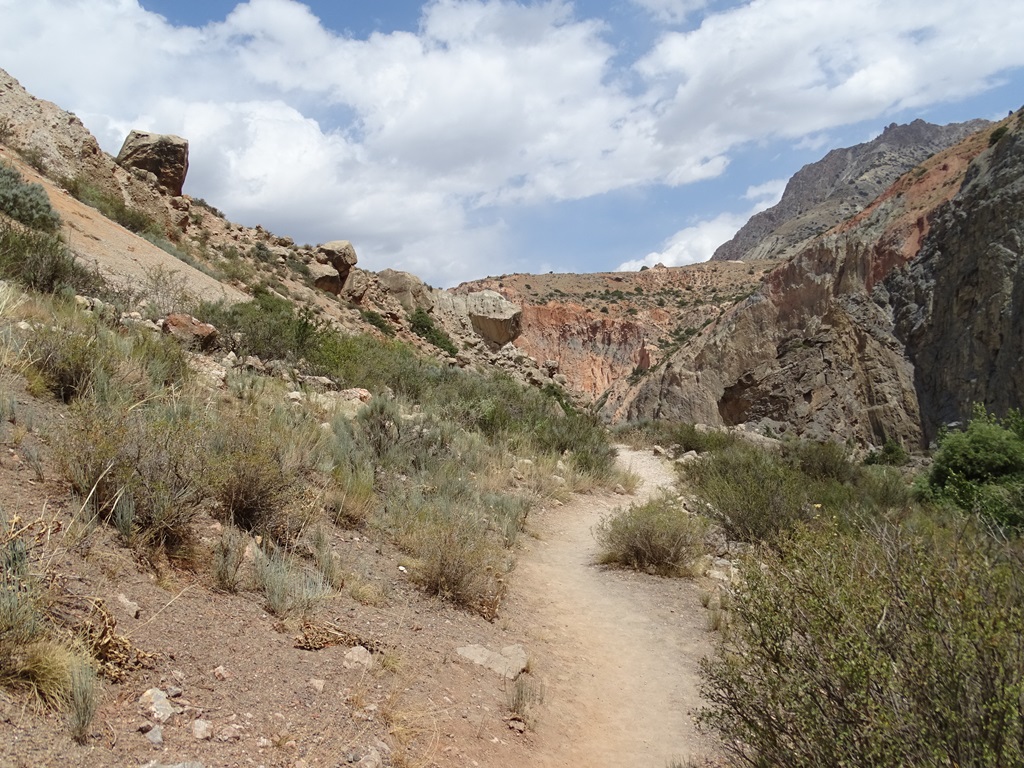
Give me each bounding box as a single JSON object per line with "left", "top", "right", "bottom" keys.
{"left": 505, "top": 447, "right": 721, "bottom": 767}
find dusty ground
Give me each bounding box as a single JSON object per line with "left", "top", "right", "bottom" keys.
{"left": 506, "top": 448, "right": 721, "bottom": 767}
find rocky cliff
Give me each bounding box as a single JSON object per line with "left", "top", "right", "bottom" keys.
{"left": 891, "top": 114, "right": 1024, "bottom": 441}
{"left": 605, "top": 115, "right": 1021, "bottom": 447}
{"left": 712, "top": 119, "right": 990, "bottom": 263}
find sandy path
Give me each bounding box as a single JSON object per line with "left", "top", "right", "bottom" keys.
{"left": 511, "top": 447, "right": 719, "bottom": 767}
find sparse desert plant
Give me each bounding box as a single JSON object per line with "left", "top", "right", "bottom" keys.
{"left": 254, "top": 547, "right": 328, "bottom": 618}
{"left": 67, "top": 658, "right": 98, "bottom": 744}
{"left": 595, "top": 492, "right": 707, "bottom": 576}
{"left": 408, "top": 307, "right": 458, "bottom": 357}
{"left": 311, "top": 527, "right": 344, "bottom": 589}
{"left": 0, "top": 222, "right": 102, "bottom": 294}
{"left": 505, "top": 674, "right": 544, "bottom": 729}
{"left": 212, "top": 528, "right": 247, "bottom": 592}
{"left": 784, "top": 438, "right": 854, "bottom": 482}
{"left": 0, "top": 162, "right": 60, "bottom": 232}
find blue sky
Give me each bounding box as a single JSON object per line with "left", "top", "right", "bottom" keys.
{"left": 0, "top": 1, "right": 1021, "bottom": 286}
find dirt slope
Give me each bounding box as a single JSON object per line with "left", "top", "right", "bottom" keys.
{"left": 508, "top": 448, "right": 720, "bottom": 766}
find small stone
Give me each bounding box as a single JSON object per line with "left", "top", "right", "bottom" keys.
{"left": 118, "top": 593, "right": 141, "bottom": 619}
{"left": 286, "top": 391, "right": 303, "bottom": 403}
{"left": 139, "top": 688, "right": 182, "bottom": 723}
{"left": 507, "top": 715, "right": 527, "bottom": 734}
{"left": 309, "top": 678, "right": 326, "bottom": 694}
{"left": 216, "top": 724, "right": 243, "bottom": 742}
{"left": 192, "top": 719, "right": 214, "bottom": 740}
{"left": 343, "top": 646, "right": 373, "bottom": 670}
{"left": 165, "top": 685, "right": 183, "bottom": 699}
{"left": 144, "top": 724, "right": 164, "bottom": 747}
{"left": 212, "top": 665, "right": 230, "bottom": 681}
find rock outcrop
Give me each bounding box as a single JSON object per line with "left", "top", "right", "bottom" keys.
{"left": 712, "top": 119, "right": 990, "bottom": 263}
{"left": 116, "top": 130, "right": 189, "bottom": 196}
{"left": 603, "top": 115, "right": 1022, "bottom": 447}
{"left": 891, "top": 113, "right": 1024, "bottom": 441}
{"left": 433, "top": 290, "right": 522, "bottom": 347}
{"left": 377, "top": 269, "right": 434, "bottom": 313}
{"left": 313, "top": 240, "right": 358, "bottom": 296}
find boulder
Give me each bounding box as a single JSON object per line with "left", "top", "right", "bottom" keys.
{"left": 313, "top": 240, "right": 358, "bottom": 296}
{"left": 378, "top": 269, "right": 434, "bottom": 313}
{"left": 116, "top": 130, "right": 189, "bottom": 196}
{"left": 162, "top": 313, "right": 219, "bottom": 351}
{"left": 465, "top": 291, "right": 522, "bottom": 346}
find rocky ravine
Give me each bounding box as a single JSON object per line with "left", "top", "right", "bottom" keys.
{"left": 606, "top": 113, "right": 1023, "bottom": 447}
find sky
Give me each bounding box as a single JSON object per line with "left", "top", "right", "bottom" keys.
{"left": 0, "top": 1, "right": 1022, "bottom": 287}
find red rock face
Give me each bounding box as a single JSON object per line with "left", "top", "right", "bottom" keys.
{"left": 515, "top": 303, "right": 651, "bottom": 397}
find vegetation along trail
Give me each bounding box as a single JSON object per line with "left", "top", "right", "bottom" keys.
{"left": 510, "top": 446, "right": 720, "bottom": 767}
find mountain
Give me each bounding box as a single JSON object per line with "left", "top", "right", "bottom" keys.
{"left": 711, "top": 118, "right": 990, "bottom": 263}
{"left": 605, "top": 114, "right": 1022, "bottom": 446}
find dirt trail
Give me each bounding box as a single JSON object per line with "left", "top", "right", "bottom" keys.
{"left": 511, "top": 447, "right": 719, "bottom": 767}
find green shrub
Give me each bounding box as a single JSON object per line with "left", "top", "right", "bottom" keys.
{"left": 990, "top": 124, "right": 1010, "bottom": 147}
{"left": 686, "top": 443, "right": 809, "bottom": 542}
{"left": 0, "top": 163, "right": 60, "bottom": 232}
{"left": 409, "top": 307, "right": 458, "bottom": 357}
{"left": 24, "top": 319, "right": 116, "bottom": 402}
{"left": 207, "top": 408, "right": 292, "bottom": 533}
{"left": 57, "top": 396, "right": 210, "bottom": 551}
{"left": 595, "top": 493, "right": 707, "bottom": 576}
{"left": 198, "top": 288, "right": 329, "bottom": 363}
{"left": 699, "top": 520, "right": 1024, "bottom": 767}
{"left": 927, "top": 406, "right": 1024, "bottom": 527}
{"left": 0, "top": 223, "right": 101, "bottom": 295}
{"left": 361, "top": 309, "right": 395, "bottom": 337}
{"left": 404, "top": 503, "right": 507, "bottom": 619}
{"left": 864, "top": 438, "right": 910, "bottom": 466}
{"left": 784, "top": 438, "right": 853, "bottom": 482}
{"left": 62, "top": 175, "right": 156, "bottom": 234}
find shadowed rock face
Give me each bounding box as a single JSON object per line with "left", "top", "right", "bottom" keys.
{"left": 891, "top": 115, "right": 1024, "bottom": 442}
{"left": 116, "top": 130, "right": 189, "bottom": 196}
{"left": 313, "top": 240, "right": 358, "bottom": 296}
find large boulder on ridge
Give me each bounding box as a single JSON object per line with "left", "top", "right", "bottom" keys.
{"left": 116, "top": 130, "right": 189, "bottom": 196}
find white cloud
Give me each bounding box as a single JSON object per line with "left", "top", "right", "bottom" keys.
{"left": 629, "top": 0, "right": 709, "bottom": 25}
{"left": 0, "top": 0, "right": 1022, "bottom": 285}
{"left": 617, "top": 179, "right": 784, "bottom": 271}
{"left": 617, "top": 211, "right": 748, "bottom": 270}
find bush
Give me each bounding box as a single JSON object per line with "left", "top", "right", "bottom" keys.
{"left": 0, "top": 222, "right": 101, "bottom": 294}
{"left": 405, "top": 505, "right": 507, "bottom": 620}
{"left": 927, "top": 406, "right": 1024, "bottom": 527}
{"left": 686, "top": 444, "right": 809, "bottom": 542}
{"left": 595, "top": 493, "right": 707, "bottom": 576}
{"left": 57, "top": 396, "right": 210, "bottom": 551}
{"left": 699, "top": 520, "right": 1024, "bottom": 767}
{"left": 784, "top": 438, "right": 853, "bottom": 482}
{"left": 0, "top": 162, "right": 60, "bottom": 232}
{"left": 62, "top": 175, "right": 156, "bottom": 234}
{"left": 409, "top": 307, "right": 458, "bottom": 357}
{"left": 864, "top": 438, "right": 910, "bottom": 466}
{"left": 24, "top": 319, "right": 117, "bottom": 402}
{"left": 207, "top": 408, "right": 293, "bottom": 533}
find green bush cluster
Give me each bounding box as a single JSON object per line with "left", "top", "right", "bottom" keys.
{"left": 61, "top": 174, "right": 157, "bottom": 235}
{"left": 0, "top": 162, "right": 60, "bottom": 232}
{"left": 686, "top": 439, "right": 908, "bottom": 542}
{"left": 700, "top": 519, "right": 1024, "bottom": 767}
{"left": 925, "top": 405, "right": 1024, "bottom": 527}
